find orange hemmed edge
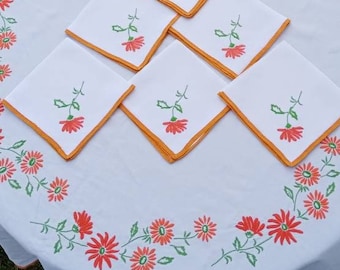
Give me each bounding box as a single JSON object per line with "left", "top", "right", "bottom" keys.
{"left": 65, "top": 15, "right": 179, "bottom": 72}
{"left": 218, "top": 91, "right": 340, "bottom": 167}
{"left": 15, "top": 259, "right": 40, "bottom": 270}
{"left": 3, "top": 85, "right": 135, "bottom": 161}
{"left": 159, "top": 0, "right": 207, "bottom": 18}
{"left": 169, "top": 27, "right": 237, "bottom": 79}
{"left": 242, "top": 18, "right": 291, "bottom": 73}
{"left": 120, "top": 103, "right": 230, "bottom": 163}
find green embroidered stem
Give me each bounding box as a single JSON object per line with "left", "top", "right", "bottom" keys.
{"left": 0, "top": 12, "right": 7, "bottom": 30}
{"left": 321, "top": 154, "right": 334, "bottom": 172}
{"left": 121, "top": 234, "right": 150, "bottom": 248}
{"left": 229, "top": 15, "right": 241, "bottom": 47}
{"left": 285, "top": 91, "right": 302, "bottom": 128}
{"left": 0, "top": 146, "right": 23, "bottom": 157}
{"left": 127, "top": 8, "right": 138, "bottom": 40}
{"left": 292, "top": 188, "right": 301, "bottom": 211}
{"left": 171, "top": 85, "right": 188, "bottom": 120}
{"left": 68, "top": 81, "right": 84, "bottom": 117}
{"left": 33, "top": 175, "right": 49, "bottom": 191}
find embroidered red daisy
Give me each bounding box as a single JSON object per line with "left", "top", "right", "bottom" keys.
{"left": 294, "top": 162, "right": 320, "bottom": 186}
{"left": 73, "top": 210, "right": 93, "bottom": 239}
{"left": 0, "top": 31, "right": 17, "bottom": 50}
{"left": 194, "top": 215, "right": 217, "bottom": 242}
{"left": 304, "top": 190, "right": 329, "bottom": 220}
{"left": 20, "top": 150, "right": 44, "bottom": 174}
{"left": 130, "top": 246, "right": 156, "bottom": 270}
{"left": 47, "top": 177, "right": 69, "bottom": 202}
{"left": 149, "top": 218, "right": 174, "bottom": 245}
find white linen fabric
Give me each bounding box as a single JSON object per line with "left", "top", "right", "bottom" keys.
{"left": 157, "top": 0, "right": 206, "bottom": 17}
{"left": 3, "top": 38, "right": 133, "bottom": 160}
{"left": 220, "top": 41, "right": 340, "bottom": 166}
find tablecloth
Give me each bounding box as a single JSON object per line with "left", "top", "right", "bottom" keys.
{"left": 1, "top": 1, "right": 340, "bottom": 270}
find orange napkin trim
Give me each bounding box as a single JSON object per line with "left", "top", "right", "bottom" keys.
{"left": 120, "top": 103, "right": 230, "bottom": 163}
{"left": 218, "top": 91, "right": 340, "bottom": 167}
{"left": 158, "top": 0, "right": 207, "bottom": 18}
{"left": 3, "top": 85, "right": 135, "bottom": 160}
{"left": 65, "top": 16, "right": 180, "bottom": 72}
{"left": 169, "top": 19, "right": 290, "bottom": 79}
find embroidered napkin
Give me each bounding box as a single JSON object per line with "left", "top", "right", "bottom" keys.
{"left": 219, "top": 41, "right": 340, "bottom": 166}
{"left": 121, "top": 40, "right": 229, "bottom": 163}
{"left": 169, "top": 0, "right": 290, "bottom": 79}
{"left": 3, "top": 38, "right": 134, "bottom": 160}
{"left": 65, "top": 0, "right": 178, "bottom": 72}
{"left": 158, "top": 0, "right": 207, "bottom": 18}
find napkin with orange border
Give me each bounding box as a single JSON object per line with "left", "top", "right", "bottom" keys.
{"left": 3, "top": 38, "right": 134, "bottom": 160}
{"left": 157, "top": 0, "right": 207, "bottom": 18}
{"left": 169, "top": 0, "right": 290, "bottom": 79}
{"left": 121, "top": 40, "right": 229, "bottom": 163}
{"left": 66, "top": 0, "right": 178, "bottom": 72}
{"left": 219, "top": 41, "right": 340, "bottom": 166}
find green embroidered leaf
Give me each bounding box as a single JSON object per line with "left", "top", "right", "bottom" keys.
{"left": 255, "top": 246, "right": 264, "bottom": 254}
{"left": 56, "top": 220, "right": 67, "bottom": 232}
{"left": 8, "top": 179, "right": 21, "bottom": 189}
{"left": 12, "top": 140, "right": 26, "bottom": 149}
{"left": 40, "top": 219, "right": 50, "bottom": 233}
{"left": 224, "top": 255, "right": 233, "bottom": 264}
{"left": 54, "top": 239, "right": 62, "bottom": 254}
{"left": 231, "top": 31, "right": 240, "bottom": 40}
{"left": 172, "top": 245, "right": 187, "bottom": 256}
{"left": 72, "top": 101, "right": 80, "bottom": 111}
{"left": 270, "top": 104, "right": 284, "bottom": 114}
{"left": 72, "top": 224, "right": 79, "bottom": 233}
{"left": 67, "top": 241, "right": 75, "bottom": 251}
{"left": 37, "top": 177, "right": 48, "bottom": 191}
{"left": 54, "top": 99, "right": 68, "bottom": 108}
{"left": 26, "top": 182, "right": 33, "bottom": 197}
{"left": 6, "top": 17, "right": 17, "bottom": 24}
{"left": 129, "top": 25, "right": 138, "bottom": 32}
{"left": 156, "top": 100, "right": 171, "bottom": 109}
{"left": 112, "top": 25, "right": 125, "bottom": 32}
{"left": 326, "top": 182, "right": 336, "bottom": 197}
{"left": 246, "top": 253, "right": 257, "bottom": 267}
{"left": 157, "top": 257, "right": 174, "bottom": 265}
{"left": 297, "top": 209, "right": 309, "bottom": 220}
{"left": 174, "top": 104, "right": 183, "bottom": 113}
{"left": 214, "top": 29, "right": 228, "bottom": 37}
{"left": 130, "top": 222, "right": 139, "bottom": 238}
{"left": 327, "top": 170, "right": 340, "bottom": 178}
{"left": 284, "top": 186, "right": 294, "bottom": 201}
{"left": 289, "top": 109, "right": 298, "bottom": 120}
{"left": 120, "top": 249, "right": 127, "bottom": 263}
{"left": 233, "top": 237, "right": 241, "bottom": 250}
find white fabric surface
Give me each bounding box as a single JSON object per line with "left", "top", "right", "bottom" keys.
{"left": 0, "top": 0, "right": 340, "bottom": 270}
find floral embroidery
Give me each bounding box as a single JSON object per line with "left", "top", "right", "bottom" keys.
{"left": 0, "top": 63, "right": 11, "bottom": 81}
{"left": 0, "top": 99, "right": 4, "bottom": 114}
{"left": 320, "top": 136, "right": 340, "bottom": 156}
{"left": 0, "top": 30, "right": 16, "bottom": 49}
{"left": 149, "top": 218, "right": 174, "bottom": 246}
{"left": 54, "top": 81, "right": 85, "bottom": 134}
{"left": 130, "top": 247, "right": 156, "bottom": 270}
{"left": 303, "top": 190, "right": 329, "bottom": 220}
{"left": 73, "top": 210, "right": 93, "bottom": 240}
{"left": 271, "top": 91, "right": 304, "bottom": 142}
{"left": 112, "top": 8, "right": 145, "bottom": 52}
{"left": 0, "top": 0, "right": 13, "bottom": 11}
{"left": 157, "top": 85, "right": 189, "bottom": 135}
{"left": 0, "top": 135, "right": 70, "bottom": 200}
{"left": 194, "top": 215, "right": 217, "bottom": 242}
{"left": 47, "top": 177, "right": 69, "bottom": 202}
{"left": 215, "top": 15, "right": 246, "bottom": 59}
{"left": 294, "top": 162, "right": 320, "bottom": 186}
{"left": 235, "top": 216, "right": 265, "bottom": 237}
{"left": 86, "top": 232, "right": 119, "bottom": 270}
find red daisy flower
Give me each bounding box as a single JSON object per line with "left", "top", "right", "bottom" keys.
{"left": 277, "top": 126, "right": 304, "bottom": 142}
{"left": 0, "top": 129, "right": 4, "bottom": 144}
{"left": 0, "top": 0, "right": 13, "bottom": 11}
{"left": 73, "top": 210, "right": 93, "bottom": 239}
{"left": 86, "top": 232, "right": 119, "bottom": 270}
{"left": 222, "top": 44, "right": 246, "bottom": 59}
{"left": 59, "top": 116, "right": 84, "bottom": 133}
{"left": 320, "top": 136, "right": 340, "bottom": 156}
{"left": 267, "top": 209, "right": 303, "bottom": 245}
{"left": 0, "top": 31, "right": 17, "bottom": 50}
{"left": 304, "top": 190, "right": 329, "bottom": 220}
{"left": 0, "top": 64, "right": 12, "bottom": 82}
{"left": 0, "top": 99, "right": 4, "bottom": 115}
{"left": 20, "top": 150, "right": 43, "bottom": 174}
{"left": 122, "top": 36, "right": 144, "bottom": 52}
{"left": 162, "top": 119, "right": 188, "bottom": 135}
{"left": 194, "top": 215, "right": 217, "bottom": 242}
{"left": 0, "top": 158, "right": 16, "bottom": 182}
{"left": 235, "top": 216, "right": 265, "bottom": 237}
{"left": 294, "top": 162, "right": 320, "bottom": 186}
{"left": 130, "top": 247, "right": 156, "bottom": 270}
{"left": 47, "top": 177, "right": 69, "bottom": 202}
{"left": 149, "top": 218, "right": 174, "bottom": 245}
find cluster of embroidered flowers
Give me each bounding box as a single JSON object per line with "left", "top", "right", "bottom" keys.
{"left": 0, "top": 0, "right": 16, "bottom": 82}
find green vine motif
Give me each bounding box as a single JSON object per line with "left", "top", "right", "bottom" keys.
{"left": 211, "top": 236, "right": 272, "bottom": 267}
{"left": 112, "top": 8, "right": 140, "bottom": 41}
{"left": 53, "top": 81, "right": 85, "bottom": 121}
{"left": 30, "top": 218, "right": 87, "bottom": 253}
{"left": 271, "top": 91, "right": 303, "bottom": 129}
{"left": 214, "top": 15, "right": 242, "bottom": 48}
{"left": 0, "top": 10, "right": 17, "bottom": 33}
{"left": 157, "top": 85, "right": 188, "bottom": 122}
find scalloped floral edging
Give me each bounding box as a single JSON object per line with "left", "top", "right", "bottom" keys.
{"left": 0, "top": 0, "right": 17, "bottom": 83}
{"left": 28, "top": 134, "right": 340, "bottom": 269}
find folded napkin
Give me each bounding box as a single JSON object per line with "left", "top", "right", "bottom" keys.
{"left": 219, "top": 41, "right": 340, "bottom": 166}
{"left": 3, "top": 38, "right": 134, "bottom": 160}
{"left": 121, "top": 40, "right": 229, "bottom": 163}
{"left": 65, "top": 0, "right": 178, "bottom": 72}
{"left": 158, "top": 0, "right": 207, "bottom": 18}
{"left": 169, "top": 0, "right": 290, "bottom": 79}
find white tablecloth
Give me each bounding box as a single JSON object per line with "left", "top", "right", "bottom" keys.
{"left": 1, "top": 1, "right": 340, "bottom": 270}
